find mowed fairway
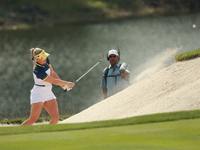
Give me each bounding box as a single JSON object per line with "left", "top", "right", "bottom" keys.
{"left": 0, "top": 118, "right": 199, "bottom": 150}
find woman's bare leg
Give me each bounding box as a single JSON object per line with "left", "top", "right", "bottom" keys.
{"left": 44, "top": 99, "right": 59, "bottom": 124}
{"left": 21, "top": 102, "right": 44, "bottom": 126}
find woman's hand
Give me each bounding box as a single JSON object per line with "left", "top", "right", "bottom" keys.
{"left": 62, "top": 82, "right": 75, "bottom": 92}
{"left": 66, "top": 82, "right": 75, "bottom": 88}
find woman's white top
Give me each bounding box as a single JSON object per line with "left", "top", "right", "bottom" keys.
{"left": 30, "top": 58, "right": 56, "bottom": 104}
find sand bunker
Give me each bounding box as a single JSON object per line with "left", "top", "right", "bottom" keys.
{"left": 60, "top": 57, "right": 200, "bottom": 124}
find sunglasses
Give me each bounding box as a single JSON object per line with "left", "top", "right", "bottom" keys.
{"left": 109, "top": 55, "right": 117, "bottom": 58}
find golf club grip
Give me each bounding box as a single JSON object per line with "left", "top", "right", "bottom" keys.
{"left": 63, "top": 85, "right": 72, "bottom": 92}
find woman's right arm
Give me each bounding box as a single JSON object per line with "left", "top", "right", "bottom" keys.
{"left": 44, "top": 75, "right": 75, "bottom": 88}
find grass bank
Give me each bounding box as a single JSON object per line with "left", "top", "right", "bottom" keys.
{"left": 175, "top": 48, "right": 200, "bottom": 61}
{"left": 0, "top": 110, "right": 200, "bottom": 150}
{"left": 1, "top": 109, "right": 200, "bottom": 135}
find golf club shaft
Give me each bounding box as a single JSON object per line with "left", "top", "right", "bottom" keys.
{"left": 64, "top": 54, "right": 104, "bottom": 92}
{"left": 75, "top": 54, "right": 104, "bottom": 83}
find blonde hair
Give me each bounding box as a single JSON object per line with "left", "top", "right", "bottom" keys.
{"left": 30, "top": 48, "right": 43, "bottom": 58}
{"left": 30, "top": 48, "right": 43, "bottom": 66}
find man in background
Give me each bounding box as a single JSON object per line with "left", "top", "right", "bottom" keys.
{"left": 101, "top": 49, "right": 130, "bottom": 99}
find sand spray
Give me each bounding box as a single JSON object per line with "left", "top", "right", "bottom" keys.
{"left": 131, "top": 46, "right": 183, "bottom": 84}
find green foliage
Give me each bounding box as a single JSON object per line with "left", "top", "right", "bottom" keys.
{"left": 3, "top": 0, "right": 200, "bottom": 14}
{"left": 1, "top": 118, "right": 26, "bottom": 124}
{"left": 13, "top": 0, "right": 103, "bottom": 13}
{"left": 1, "top": 0, "right": 200, "bottom": 27}
{"left": 175, "top": 48, "right": 200, "bottom": 61}
{"left": 0, "top": 6, "right": 2, "bottom": 17}
{"left": 100, "top": 0, "right": 142, "bottom": 9}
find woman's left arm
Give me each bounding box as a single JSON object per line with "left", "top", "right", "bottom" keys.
{"left": 49, "top": 64, "right": 60, "bottom": 79}
{"left": 49, "top": 64, "right": 74, "bottom": 90}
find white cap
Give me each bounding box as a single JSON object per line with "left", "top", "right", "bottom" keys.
{"left": 108, "top": 49, "right": 119, "bottom": 57}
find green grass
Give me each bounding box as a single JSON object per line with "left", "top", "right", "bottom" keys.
{"left": 175, "top": 48, "right": 200, "bottom": 61}
{"left": 1, "top": 110, "right": 200, "bottom": 135}
{"left": 0, "top": 113, "right": 200, "bottom": 149}
{"left": 0, "top": 110, "right": 200, "bottom": 149}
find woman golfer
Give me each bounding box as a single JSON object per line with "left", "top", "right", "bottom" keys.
{"left": 21, "top": 48, "right": 75, "bottom": 125}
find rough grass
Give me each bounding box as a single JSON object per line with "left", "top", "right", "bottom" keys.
{"left": 0, "top": 116, "right": 71, "bottom": 125}
{"left": 175, "top": 48, "right": 200, "bottom": 61}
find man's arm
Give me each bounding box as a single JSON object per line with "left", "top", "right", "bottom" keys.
{"left": 121, "top": 70, "right": 130, "bottom": 78}
{"left": 102, "top": 88, "right": 107, "bottom": 99}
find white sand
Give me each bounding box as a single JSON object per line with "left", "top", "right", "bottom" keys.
{"left": 60, "top": 57, "right": 200, "bottom": 124}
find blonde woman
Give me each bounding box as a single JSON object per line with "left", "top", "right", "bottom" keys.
{"left": 21, "top": 48, "right": 75, "bottom": 125}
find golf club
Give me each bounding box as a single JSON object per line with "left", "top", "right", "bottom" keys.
{"left": 63, "top": 53, "right": 104, "bottom": 92}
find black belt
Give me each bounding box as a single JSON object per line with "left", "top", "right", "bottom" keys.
{"left": 35, "top": 84, "right": 45, "bottom": 87}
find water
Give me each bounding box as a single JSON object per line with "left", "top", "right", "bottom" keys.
{"left": 0, "top": 13, "right": 199, "bottom": 120}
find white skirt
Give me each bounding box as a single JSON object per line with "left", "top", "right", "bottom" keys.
{"left": 30, "top": 85, "right": 56, "bottom": 105}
